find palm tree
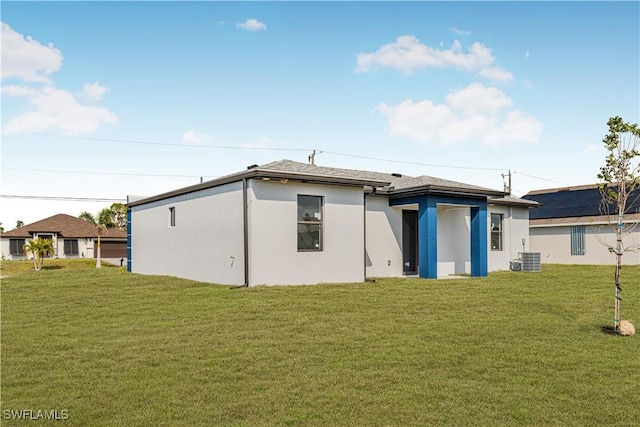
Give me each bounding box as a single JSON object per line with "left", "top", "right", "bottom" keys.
{"left": 23, "top": 238, "right": 55, "bottom": 271}
{"left": 79, "top": 209, "right": 112, "bottom": 268}
{"left": 95, "top": 222, "right": 108, "bottom": 268}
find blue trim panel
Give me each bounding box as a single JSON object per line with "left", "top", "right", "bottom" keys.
{"left": 390, "top": 195, "right": 488, "bottom": 278}
{"left": 126, "top": 208, "right": 132, "bottom": 272}
{"left": 470, "top": 206, "right": 488, "bottom": 276}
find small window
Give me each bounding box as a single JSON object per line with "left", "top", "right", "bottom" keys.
{"left": 9, "top": 239, "right": 25, "bottom": 255}
{"left": 297, "top": 195, "right": 323, "bottom": 251}
{"left": 64, "top": 239, "right": 79, "bottom": 256}
{"left": 491, "top": 213, "right": 503, "bottom": 251}
{"left": 169, "top": 207, "right": 176, "bottom": 227}
{"left": 571, "top": 225, "right": 586, "bottom": 256}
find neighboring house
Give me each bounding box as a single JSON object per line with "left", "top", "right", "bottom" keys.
{"left": 128, "top": 160, "right": 537, "bottom": 286}
{"left": 1, "top": 214, "right": 127, "bottom": 261}
{"left": 523, "top": 184, "right": 640, "bottom": 265}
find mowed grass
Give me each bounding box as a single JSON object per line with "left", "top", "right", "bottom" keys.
{"left": 0, "top": 258, "right": 118, "bottom": 277}
{"left": 1, "top": 264, "right": 639, "bottom": 426}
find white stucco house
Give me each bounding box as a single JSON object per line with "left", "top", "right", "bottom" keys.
{"left": 127, "top": 160, "right": 537, "bottom": 286}
{"left": 523, "top": 184, "right": 640, "bottom": 265}
{"left": 1, "top": 214, "right": 127, "bottom": 261}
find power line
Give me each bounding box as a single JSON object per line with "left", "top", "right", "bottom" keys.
{"left": 25, "top": 132, "right": 566, "bottom": 183}
{"left": 1, "top": 195, "right": 126, "bottom": 202}
{"left": 5, "top": 167, "right": 218, "bottom": 179}
{"left": 512, "top": 171, "right": 568, "bottom": 185}
{"left": 320, "top": 151, "right": 506, "bottom": 172}
{"left": 29, "top": 133, "right": 509, "bottom": 173}
{"left": 33, "top": 133, "right": 312, "bottom": 152}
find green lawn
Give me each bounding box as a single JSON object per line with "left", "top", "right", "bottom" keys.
{"left": 0, "top": 258, "right": 118, "bottom": 277}
{"left": 1, "top": 264, "right": 638, "bottom": 426}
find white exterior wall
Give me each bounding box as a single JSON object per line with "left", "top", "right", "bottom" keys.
{"left": 530, "top": 223, "right": 640, "bottom": 265}
{"left": 248, "top": 180, "right": 366, "bottom": 285}
{"left": 364, "top": 197, "right": 405, "bottom": 278}
{"left": 0, "top": 239, "right": 18, "bottom": 260}
{"left": 364, "top": 201, "right": 533, "bottom": 277}
{"left": 55, "top": 236, "right": 94, "bottom": 259}
{"left": 130, "top": 182, "right": 245, "bottom": 285}
{"left": 487, "top": 205, "right": 531, "bottom": 272}
{"left": 1, "top": 235, "right": 94, "bottom": 260}
{"left": 437, "top": 206, "right": 471, "bottom": 276}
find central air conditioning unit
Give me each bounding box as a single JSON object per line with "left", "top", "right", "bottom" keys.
{"left": 520, "top": 252, "right": 541, "bottom": 272}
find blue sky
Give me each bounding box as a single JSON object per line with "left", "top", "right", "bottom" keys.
{"left": 1, "top": 1, "right": 639, "bottom": 229}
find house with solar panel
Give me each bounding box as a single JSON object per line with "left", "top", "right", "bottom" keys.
{"left": 523, "top": 184, "right": 640, "bottom": 265}
{"left": 127, "top": 160, "right": 538, "bottom": 286}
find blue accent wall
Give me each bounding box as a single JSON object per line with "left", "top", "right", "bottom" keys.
{"left": 390, "top": 195, "right": 488, "bottom": 278}
{"left": 126, "top": 208, "right": 132, "bottom": 272}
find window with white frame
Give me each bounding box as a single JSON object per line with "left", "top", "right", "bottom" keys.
{"left": 64, "top": 239, "right": 79, "bottom": 256}
{"left": 9, "top": 239, "right": 25, "bottom": 255}
{"left": 297, "top": 195, "right": 323, "bottom": 251}
{"left": 491, "top": 213, "right": 503, "bottom": 251}
{"left": 570, "top": 225, "right": 586, "bottom": 255}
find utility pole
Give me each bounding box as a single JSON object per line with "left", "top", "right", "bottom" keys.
{"left": 309, "top": 150, "right": 317, "bottom": 165}
{"left": 502, "top": 170, "right": 512, "bottom": 195}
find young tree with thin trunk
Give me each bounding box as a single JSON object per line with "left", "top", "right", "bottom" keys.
{"left": 597, "top": 116, "right": 640, "bottom": 333}
{"left": 23, "top": 238, "right": 55, "bottom": 271}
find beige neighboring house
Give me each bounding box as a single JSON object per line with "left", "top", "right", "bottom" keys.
{"left": 1, "top": 214, "right": 127, "bottom": 261}
{"left": 523, "top": 184, "right": 640, "bottom": 265}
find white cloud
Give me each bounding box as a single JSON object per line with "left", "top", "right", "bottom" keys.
{"left": 242, "top": 136, "right": 273, "bottom": 149}
{"left": 450, "top": 27, "right": 472, "bottom": 36}
{"left": 484, "top": 110, "right": 542, "bottom": 146}
{"left": 1, "top": 85, "right": 38, "bottom": 97}
{"left": 376, "top": 83, "right": 542, "bottom": 147}
{"left": 525, "top": 50, "right": 530, "bottom": 59}
{"left": 355, "top": 36, "right": 513, "bottom": 82}
{"left": 478, "top": 66, "right": 514, "bottom": 83}
{"left": 236, "top": 19, "right": 267, "bottom": 32}
{"left": 2, "top": 85, "right": 117, "bottom": 135}
{"left": 81, "top": 82, "right": 109, "bottom": 101}
{"left": 1, "top": 22, "right": 63, "bottom": 83}
{"left": 182, "top": 129, "right": 211, "bottom": 144}
{"left": 1, "top": 25, "right": 117, "bottom": 135}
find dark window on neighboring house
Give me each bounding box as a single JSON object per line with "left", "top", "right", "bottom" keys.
{"left": 169, "top": 207, "right": 176, "bottom": 227}
{"left": 297, "top": 195, "right": 323, "bottom": 251}
{"left": 37, "top": 235, "right": 54, "bottom": 257}
{"left": 571, "top": 225, "right": 586, "bottom": 256}
{"left": 9, "top": 239, "right": 25, "bottom": 255}
{"left": 491, "top": 213, "right": 503, "bottom": 251}
{"left": 64, "top": 239, "right": 79, "bottom": 256}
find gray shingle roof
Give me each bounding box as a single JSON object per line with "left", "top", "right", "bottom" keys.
{"left": 258, "top": 160, "right": 503, "bottom": 194}
{"left": 129, "top": 159, "right": 511, "bottom": 207}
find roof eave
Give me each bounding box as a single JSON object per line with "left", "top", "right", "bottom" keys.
{"left": 128, "top": 169, "right": 390, "bottom": 207}
{"left": 387, "top": 185, "right": 505, "bottom": 199}
{"left": 254, "top": 169, "right": 390, "bottom": 188}
{"left": 489, "top": 198, "right": 539, "bottom": 208}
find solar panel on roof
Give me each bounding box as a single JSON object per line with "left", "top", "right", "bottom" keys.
{"left": 523, "top": 187, "right": 640, "bottom": 220}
